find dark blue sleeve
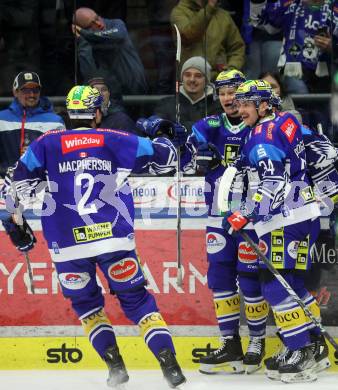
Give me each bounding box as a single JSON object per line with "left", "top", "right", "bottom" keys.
{"left": 133, "top": 136, "right": 177, "bottom": 175}
{"left": 80, "top": 19, "right": 127, "bottom": 44}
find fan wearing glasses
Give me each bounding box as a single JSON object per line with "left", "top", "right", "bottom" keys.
{"left": 0, "top": 71, "right": 64, "bottom": 178}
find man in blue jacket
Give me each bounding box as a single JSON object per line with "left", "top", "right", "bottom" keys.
{"left": 0, "top": 71, "right": 65, "bottom": 178}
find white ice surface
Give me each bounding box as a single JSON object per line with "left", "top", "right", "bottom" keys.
{"left": 0, "top": 370, "right": 337, "bottom": 390}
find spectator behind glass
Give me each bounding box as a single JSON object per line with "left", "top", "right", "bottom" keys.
{"left": 88, "top": 77, "right": 142, "bottom": 135}
{"left": 0, "top": 71, "right": 65, "bottom": 178}
{"left": 259, "top": 71, "right": 303, "bottom": 123}
{"left": 154, "top": 56, "right": 220, "bottom": 134}
{"left": 170, "top": 0, "right": 246, "bottom": 80}
{"left": 72, "top": 7, "right": 148, "bottom": 97}
{"left": 145, "top": 1, "right": 177, "bottom": 94}
{"left": 251, "top": 0, "right": 337, "bottom": 93}
{"left": 242, "top": 0, "right": 283, "bottom": 79}
{"left": 0, "top": 1, "right": 39, "bottom": 95}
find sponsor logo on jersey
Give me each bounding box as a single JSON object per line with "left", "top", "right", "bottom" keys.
{"left": 280, "top": 118, "right": 298, "bottom": 143}
{"left": 224, "top": 144, "right": 240, "bottom": 164}
{"left": 61, "top": 134, "right": 104, "bottom": 154}
{"left": 206, "top": 232, "right": 226, "bottom": 254}
{"left": 73, "top": 222, "right": 112, "bottom": 243}
{"left": 254, "top": 125, "right": 262, "bottom": 135}
{"left": 238, "top": 240, "right": 267, "bottom": 263}
{"left": 300, "top": 186, "right": 315, "bottom": 203}
{"left": 52, "top": 241, "right": 60, "bottom": 254}
{"left": 207, "top": 118, "right": 221, "bottom": 127}
{"left": 287, "top": 241, "right": 300, "bottom": 259}
{"left": 266, "top": 122, "right": 274, "bottom": 140}
{"left": 58, "top": 272, "right": 91, "bottom": 290}
{"left": 108, "top": 258, "right": 139, "bottom": 282}
{"left": 257, "top": 144, "right": 267, "bottom": 159}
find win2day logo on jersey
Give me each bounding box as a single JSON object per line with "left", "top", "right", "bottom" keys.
{"left": 61, "top": 134, "right": 104, "bottom": 154}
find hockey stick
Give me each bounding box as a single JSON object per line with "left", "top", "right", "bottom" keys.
{"left": 239, "top": 230, "right": 338, "bottom": 357}
{"left": 73, "top": 0, "right": 78, "bottom": 84}
{"left": 9, "top": 170, "right": 36, "bottom": 294}
{"left": 203, "top": 2, "right": 208, "bottom": 117}
{"left": 173, "top": 24, "right": 183, "bottom": 287}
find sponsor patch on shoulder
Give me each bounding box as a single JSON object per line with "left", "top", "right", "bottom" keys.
{"left": 280, "top": 118, "right": 298, "bottom": 143}
{"left": 207, "top": 118, "right": 221, "bottom": 127}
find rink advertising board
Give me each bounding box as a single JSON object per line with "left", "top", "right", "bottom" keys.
{"left": 1, "top": 177, "right": 338, "bottom": 369}
{"left": 1, "top": 336, "right": 338, "bottom": 371}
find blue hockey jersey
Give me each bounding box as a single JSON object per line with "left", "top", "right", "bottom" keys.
{"left": 300, "top": 123, "right": 338, "bottom": 206}
{"left": 235, "top": 112, "right": 321, "bottom": 237}
{"left": 10, "top": 128, "right": 177, "bottom": 261}
{"left": 184, "top": 113, "right": 250, "bottom": 216}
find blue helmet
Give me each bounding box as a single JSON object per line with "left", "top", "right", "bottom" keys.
{"left": 214, "top": 69, "right": 246, "bottom": 90}
{"left": 235, "top": 79, "right": 273, "bottom": 105}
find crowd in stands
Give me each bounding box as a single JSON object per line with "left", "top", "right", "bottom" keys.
{"left": 0, "top": 0, "right": 337, "bottom": 176}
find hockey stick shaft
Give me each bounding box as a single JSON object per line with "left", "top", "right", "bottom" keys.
{"left": 23, "top": 251, "right": 35, "bottom": 294}
{"left": 240, "top": 230, "right": 338, "bottom": 354}
{"left": 174, "top": 24, "right": 183, "bottom": 287}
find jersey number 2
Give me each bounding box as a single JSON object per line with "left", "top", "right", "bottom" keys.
{"left": 75, "top": 173, "right": 98, "bottom": 215}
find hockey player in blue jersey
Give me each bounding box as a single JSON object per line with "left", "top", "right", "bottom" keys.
{"left": 221, "top": 79, "right": 326, "bottom": 383}
{"left": 271, "top": 92, "right": 338, "bottom": 210}
{"left": 2, "top": 85, "right": 187, "bottom": 389}
{"left": 181, "top": 69, "right": 269, "bottom": 374}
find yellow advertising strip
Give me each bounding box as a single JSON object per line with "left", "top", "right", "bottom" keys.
{"left": 0, "top": 336, "right": 337, "bottom": 371}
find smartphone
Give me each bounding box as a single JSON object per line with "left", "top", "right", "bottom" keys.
{"left": 316, "top": 27, "right": 328, "bottom": 37}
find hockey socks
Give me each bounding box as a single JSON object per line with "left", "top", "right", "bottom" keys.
{"left": 138, "top": 312, "right": 175, "bottom": 358}
{"left": 213, "top": 291, "right": 240, "bottom": 336}
{"left": 80, "top": 307, "right": 116, "bottom": 358}
{"left": 244, "top": 295, "right": 269, "bottom": 337}
{"left": 272, "top": 296, "right": 311, "bottom": 350}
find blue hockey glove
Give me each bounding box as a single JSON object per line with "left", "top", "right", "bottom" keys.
{"left": 170, "top": 122, "right": 188, "bottom": 147}
{"left": 136, "top": 116, "right": 187, "bottom": 147}
{"left": 136, "top": 115, "right": 174, "bottom": 139}
{"left": 2, "top": 216, "right": 36, "bottom": 252}
{"left": 222, "top": 210, "right": 250, "bottom": 236}
{"left": 196, "top": 142, "right": 223, "bottom": 172}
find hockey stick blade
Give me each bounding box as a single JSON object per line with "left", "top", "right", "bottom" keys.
{"left": 239, "top": 230, "right": 338, "bottom": 353}
{"left": 217, "top": 166, "right": 237, "bottom": 213}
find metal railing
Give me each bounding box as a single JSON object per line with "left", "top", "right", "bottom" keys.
{"left": 0, "top": 93, "right": 332, "bottom": 107}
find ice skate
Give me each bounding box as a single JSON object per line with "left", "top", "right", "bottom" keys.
{"left": 199, "top": 335, "right": 244, "bottom": 374}
{"left": 310, "top": 333, "right": 331, "bottom": 373}
{"left": 158, "top": 348, "right": 186, "bottom": 389}
{"left": 264, "top": 342, "right": 291, "bottom": 380}
{"left": 244, "top": 337, "right": 265, "bottom": 374}
{"left": 279, "top": 345, "right": 317, "bottom": 383}
{"left": 104, "top": 345, "right": 129, "bottom": 389}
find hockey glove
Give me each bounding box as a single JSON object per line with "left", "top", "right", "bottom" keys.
{"left": 170, "top": 122, "right": 188, "bottom": 147}
{"left": 222, "top": 210, "right": 250, "bottom": 236}
{"left": 2, "top": 215, "right": 36, "bottom": 252}
{"left": 196, "top": 142, "right": 223, "bottom": 172}
{"left": 136, "top": 115, "right": 174, "bottom": 139}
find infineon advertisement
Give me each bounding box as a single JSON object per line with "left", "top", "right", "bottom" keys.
{"left": 0, "top": 177, "right": 337, "bottom": 370}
